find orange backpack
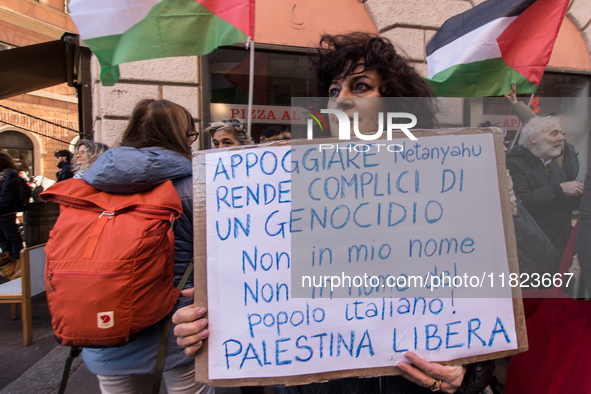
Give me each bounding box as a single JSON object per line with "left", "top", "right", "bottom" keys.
{"left": 40, "top": 179, "right": 183, "bottom": 347}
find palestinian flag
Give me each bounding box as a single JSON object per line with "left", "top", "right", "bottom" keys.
{"left": 425, "top": 0, "right": 569, "bottom": 97}
{"left": 69, "top": 0, "right": 255, "bottom": 86}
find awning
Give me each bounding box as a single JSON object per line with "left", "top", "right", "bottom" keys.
{"left": 0, "top": 34, "right": 78, "bottom": 100}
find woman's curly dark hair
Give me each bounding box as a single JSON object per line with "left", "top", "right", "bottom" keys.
{"left": 309, "top": 33, "right": 437, "bottom": 130}
{"left": 310, "top": 33, "right": 433, "bottom": 98}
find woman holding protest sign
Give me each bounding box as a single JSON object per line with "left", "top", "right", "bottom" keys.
{"left": 173, "top": 33, "right": 493, "bottom": 394}
{"left": 313, "top": 32, "right": 437, "bottom": 139}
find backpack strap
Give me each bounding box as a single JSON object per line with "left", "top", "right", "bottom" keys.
{"left": 152, "top": 260, "right": 194, "bottom": 394}
{"left": 82, "top": 211, "right": 115, "bottom": 259}
{"left": 57, "top": 346, "right": 82, "bottom": 394}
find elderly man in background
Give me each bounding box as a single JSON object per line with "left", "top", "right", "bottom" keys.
{"left": 505, "top": 83, "right": 580, "bottom": 181}
{"left": 507, "top": 116, "right": 583, "bottom": 256}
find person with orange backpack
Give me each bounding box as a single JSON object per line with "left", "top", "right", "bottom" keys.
{"left": 44, "top": 99, "right": 210, "bottom": 394}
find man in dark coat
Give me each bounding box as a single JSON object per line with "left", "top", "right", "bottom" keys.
{"left": 507, "top": 116, "right": 583, "bottom": 256}
{"left": 505, "top": 83, "right": 580, "bottom": 181}
{"left": 55, "top": 150, "right": 74, "bottom": 182}
{"left": 0, "top": 153, "right": 23, "bottom": 280}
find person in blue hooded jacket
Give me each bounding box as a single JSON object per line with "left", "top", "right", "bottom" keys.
{"left": 81, "top": 99, "right": 211, "bottom": 394}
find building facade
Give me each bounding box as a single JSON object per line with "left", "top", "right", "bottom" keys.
{"left": 89, "top": 0, "right": 591, "bottom": 175}
{"left": 0, "top": 0, "right": 79, "bottom": 180}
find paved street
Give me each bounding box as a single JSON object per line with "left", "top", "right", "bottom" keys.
{"left": 0, "top": 287, "right": 100, "bottom": 394}
{"left": 0, "top": 280, "right": 242, "bottom": 394}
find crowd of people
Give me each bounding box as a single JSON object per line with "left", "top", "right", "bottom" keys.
{"left": 0, "top": 31, "right": 588, "bottom": 394}
{"left": 0, "top": 139, "right": 111, "bottom": 281}
{"left": 174, "top": 33, "right": 589, "bottom": 394}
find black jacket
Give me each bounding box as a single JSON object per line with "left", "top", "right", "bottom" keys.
{"left": 576, "top": 168, "right": 591, "bottom": 292}
{"left": 506, "top": 146, "right": 573, "bottom": 256}
{"left": 56, "top": 160, "right": 74, "bottom": 182}
{"left": 0, "top": 169, "right": 21, "bottom": 215}
{"left": 275, "top": 361, "right": 494, "bottom": 394}
{"left": 559, "top": 140, "right": 580, "bottom": 182}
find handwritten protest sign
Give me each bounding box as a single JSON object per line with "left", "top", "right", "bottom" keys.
{"left": 194, "top": 129, "right": 526, "bottom": 386}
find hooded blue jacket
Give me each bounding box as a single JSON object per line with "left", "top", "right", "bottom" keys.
{"left": 81, "top": 146, "right": 194, "bottom": 376}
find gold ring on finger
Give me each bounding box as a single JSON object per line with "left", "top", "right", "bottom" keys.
{"left": 431, "top": 378, "right": 442, "bottom": 392}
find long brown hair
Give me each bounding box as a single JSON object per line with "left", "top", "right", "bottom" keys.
{"left": 121, "top": 99, "right": 194, "bottom": 158}
{"left": 0, "top": 153, "right": 16, "bottom": 172}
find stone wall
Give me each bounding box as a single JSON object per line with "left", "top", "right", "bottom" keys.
{"left": 360, "top": 0, "right": 591, "bottom": 128}
{"left": 92, "top": 0, "right": 591, "bottom": 142}
{"left": 363, "top": 0, "right": 591, "bottom": 75}
{"left": 364, "top": 0, "right": 472, "bottom": 68}
{"left": 92, "top": 56, "right": 201, "bottom": 148}
{"left": 569, "top": 0, "right": 591, "bottom": 49}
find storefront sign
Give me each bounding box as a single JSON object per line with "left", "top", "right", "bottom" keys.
{"left": 210, "top": 104, "right": 307, "bottom": 124}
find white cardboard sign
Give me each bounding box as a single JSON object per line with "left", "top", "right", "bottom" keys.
{"left": 196, "top": 131, "right": 523, "bottom": 383}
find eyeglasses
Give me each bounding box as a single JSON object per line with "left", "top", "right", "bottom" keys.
{"left": 187, "top": 132, "right": 199, "bottom": 142}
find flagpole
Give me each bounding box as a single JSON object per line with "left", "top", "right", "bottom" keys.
{"left": 246, "top": 38, "right": 254, "bottom": 140}
{"left": 509, "top": 93, "right": 535, "bottom": 151}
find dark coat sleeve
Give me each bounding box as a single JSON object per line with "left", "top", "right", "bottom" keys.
{"left": 456, "top": 361, "right": 495, "bottom": 394}
{"left": 172, "top": 175, "right": 194, "bottom": 309}
{"left": 561, "top": 141, "right": 580, "bottom": 182}
{"left": 0, "top": 170, "right": 21, "bottom": 214}
{"left": 576, "top": 169, "right": 591, "bottom": 292}
{"left": 275, "top": 361, "right": 494, "bottom": 394}
{"left": 506, "top": 159, "right": 565, "bottom": 213}
{"left": 56, "top": 163, "right": 74, "bottom": 182}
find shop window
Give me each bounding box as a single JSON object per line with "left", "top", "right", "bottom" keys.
{"left": 208, "top": 47, "right": 316, "bottom": 142}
